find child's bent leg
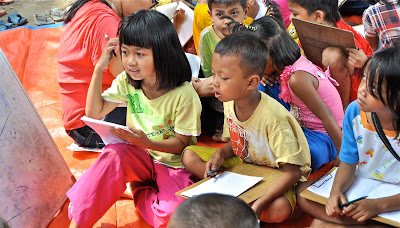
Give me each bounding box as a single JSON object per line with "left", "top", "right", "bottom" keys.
{"left": 132, "top": 163, "right": 193, "bottom": 228}
{"left": 67, "top": 143, "right": 155, "bottom": 228}
{"left": 258, "top": 186, "right": 296, "bottom": 223}
{"left": 182, "top": 148, "right": 207, "bottom": 178}
{"left": 322, "top": 47, "right": 351, "bottom": 109}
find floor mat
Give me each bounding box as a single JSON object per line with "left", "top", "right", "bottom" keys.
{"left": 0, "top": 25, "right": 325, "bottom": 227}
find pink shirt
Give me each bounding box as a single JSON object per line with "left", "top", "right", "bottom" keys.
{"left": 279, "top": 55, "right": 344, "bottom": 134}
{"left": 57, "top": 0, "right": 120, "bottom": 130}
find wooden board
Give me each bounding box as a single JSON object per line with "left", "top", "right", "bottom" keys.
{"left": 0, "top": 48, "right": 75, "bottom": 228}
{"left": 292, "top": 18, "right": 356, "bottom": 66}
{"left": 176, "top": 162, "right": 282, "bottom": 203}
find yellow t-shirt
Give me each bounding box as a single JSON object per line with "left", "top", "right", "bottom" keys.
{"left": 222, "top": 92, "right": 311, "bottom": 181}
{"left": 193, "top": 3, "right": 254, "bottom": 55}
{"left": 102, "top": 72, "right": 202, "bottom": 168}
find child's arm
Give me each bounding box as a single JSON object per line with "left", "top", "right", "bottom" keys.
{"left": 251, "top": 163, "right": 302, "bottom": 216}
{"left": 86, "top": 38, "right": 120, "bottom": 119}
{"left": 191, "top": 77, "right": 215, "bottom": 97}
{"left": 289, "top": 71, "right": 343, "bottom": 154}
{"left": 326, "top": 162, "right": 356, "bottom": 217}
{"left": 343, "top": 193, "right": 400, "bottom": 222}
{"left": 204, "top": 141, "right": 234, "bottom": 177}
{"left": 111, "top": 127, "right": 192, "bottom": 154}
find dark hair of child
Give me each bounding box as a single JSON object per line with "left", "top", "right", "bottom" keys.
{"left": 208, "top": 0, "right": 247, "bottom": 11}
{"left": 288, "top": 0, "right": 341, "bottom": 23}
{"left": 360, "top": 44, "right": 400, "bottom": 138}
{"left": 117, "top": 10, "right": 192, "bottom": 90}
{"left": 214, "top": 31, "right": 269, "bottom": 78}
{"left": 169, "top": 193, "right": 259, "bottom": 228}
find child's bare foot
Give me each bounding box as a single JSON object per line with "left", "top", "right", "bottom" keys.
{"left": 212, "top": 129, "right": 228, "bottom": 143}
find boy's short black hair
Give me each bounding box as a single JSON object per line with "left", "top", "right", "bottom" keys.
{"left": 214, "top": 31, "right": 269, "bottom": 79}
{"left": 117, "top": 10, "right": 191, "bottom": 90}
{"left": 208, "top": 0, "right": 247, "bottom": 11}
{"left": 168, "top": 193, "right": 259, "bottom": 228}
{"left": 289, "top": 0, "right": 341, "bottom": 23}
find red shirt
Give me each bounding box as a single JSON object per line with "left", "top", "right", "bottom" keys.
{"left": 336, "top": 20, "right": 373, "bottom": 102}
{"left": 57, "top": 0, "right": 120, "bottom": 130}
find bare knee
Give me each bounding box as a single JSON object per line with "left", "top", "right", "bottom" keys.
{"left": 181, "top": 149, "right": 200, "bottom": 167}
{"left": 321, "top": 47, "right": 348, "bottom": 71}
{"left": 259, "top": 196, "right": 292, "bottom": 223}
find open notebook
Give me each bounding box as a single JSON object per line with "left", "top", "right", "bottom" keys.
{"left": 301, "top": 168, "right": 400, "bottom": 227}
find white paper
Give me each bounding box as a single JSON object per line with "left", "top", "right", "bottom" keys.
{"left": 307, "top": 168, "right": 400, "bottom": 223}
{"left": 181, "top": 171, "right": 263, "bottom": 198}
{"left": 156, "top": 2, "right": 194, "bottom": 46}
{"left": 67, "top": 142, "right": 102, "bottom": 153}
{"left": 81, "top": 116, "right": 133, "bottom": 145}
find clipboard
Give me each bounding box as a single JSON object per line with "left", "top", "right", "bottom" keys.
{"left": 176, "top": 162, "right": 283, "bottom": 203}
{"left": 292, "top": 18, "right": 356, "bottom": 66}
{"left": 300, "top": 168, "right": 400, "bottom": 227}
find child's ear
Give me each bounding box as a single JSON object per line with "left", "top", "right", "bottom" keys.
{"left": 247, "top": 75, "right": 260, "bottom": 89}
{"left": 208, "top": 9, "right": 212, "bottom": 17}
{"left": 314, "top": 10, "right": 326, "bottom": 23}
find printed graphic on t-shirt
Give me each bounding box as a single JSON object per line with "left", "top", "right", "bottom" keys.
{"left": 227, "top": 113, "right": 250, "bottom": 161}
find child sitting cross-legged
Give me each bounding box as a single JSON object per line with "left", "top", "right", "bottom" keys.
{"left": 182, "top": 31, "right": 311, "bottom": 223}
{"left": 287, "top": 0, "right": 374, "bottom": 109}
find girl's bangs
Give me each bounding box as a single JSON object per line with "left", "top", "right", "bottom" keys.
{"left": 119, "top": 20, "right": 151, "bottom": 49}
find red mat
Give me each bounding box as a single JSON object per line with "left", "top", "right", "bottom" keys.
{"left": 0, "top": 25, "right": 331, "bottom": 227}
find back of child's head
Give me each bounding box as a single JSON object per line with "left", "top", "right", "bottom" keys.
{"left": 231, "top": 15, "right": 300, "bottom": 70}
{"left": 361, "top": 44, "right": 400, "bottom": 138}
{"left": 208, "top": 0, "right": 247, "bottom": 11}
{"left": 117, "top": 9, "right": 191, "bottom": 90}
{"left": 288, "top": 0, "right": 341, "bottom": 23}
{"left": 168, "top": 193, "right": 259, "bottom": 228}
{"left": 214, "top": 31, "right": 269, "bottom": 79}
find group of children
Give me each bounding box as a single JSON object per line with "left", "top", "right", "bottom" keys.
{"left": 64, "top": 0, "right": 400, "bottom": 227}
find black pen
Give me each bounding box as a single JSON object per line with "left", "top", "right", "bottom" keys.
{"left": 339, "top": 195, "right": 368, "bottom": 209}
{"left": 353, "top": 47, "right": 360, "bottom": 78}
{"left": 105, "top": 33, "right": 117, "bottom": 57}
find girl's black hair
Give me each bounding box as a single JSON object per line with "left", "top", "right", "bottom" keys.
{"left": 361, "top": 44, "right": 400, "bottom": 138}
{"left": 117, "top": 10, "right": 191, "bottom": 90}
{"left": 288, "top": 0, "right": 341, "bottom": 23}
{"left": 64, "top": 0, "right": 112, "bottom": 24}
{"left": 230, "top": 6, "right": 301, "bottom": 71}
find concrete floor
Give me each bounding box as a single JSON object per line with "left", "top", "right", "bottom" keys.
{"left": 0, "top": 0, "right": 75, "bottom": 27}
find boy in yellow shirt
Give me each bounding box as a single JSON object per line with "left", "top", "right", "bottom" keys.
{"left": 182, "top": 31, "right": 311, "bottom": 223}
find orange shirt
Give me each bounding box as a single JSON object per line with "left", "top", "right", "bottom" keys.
{"left": 57, "top": 0, "right": 120, "bottom": 130}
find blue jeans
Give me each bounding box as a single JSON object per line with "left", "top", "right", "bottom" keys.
{"left": 66, "top": 107, "right": 127, "bottom": 148}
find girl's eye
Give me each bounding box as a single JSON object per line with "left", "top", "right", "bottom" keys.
{"left": 137, "top": 53, "right": 144, "bottom": 57}
{"left": 122, "top": 51, "right": 128, "bottom": 55}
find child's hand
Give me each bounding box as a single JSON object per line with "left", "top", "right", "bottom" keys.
{"left": 173, "top": 9, "right": 186, "bottom": 32}
{"left": 96, "top": 38, "right": 119, "bottom": 72}
{"left": 111, "top": 127, "right": 151, "bottom": 148}
{"left": 326, "top": 191, "right": 347, "bottom": 217}
{"left": 260, "top": 73, "right": 279, "bottom": 87}
{"left": 343, "top": 199, "right": 380, "bottom": 222}
{"left": 246, "top": 0, "right": 259, "bottom": 19}
{"left": 347, "top": 48, "right": 368, "bottom": 69}
{"left": 204, "top": 151, "right": 224, "bottom": 178}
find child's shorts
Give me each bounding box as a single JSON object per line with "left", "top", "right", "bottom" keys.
{"left": 185, "top": 145, "right": 242, "bottom": 168}
{"left": 283, "top": 185, "right": 297, "bottom": 217}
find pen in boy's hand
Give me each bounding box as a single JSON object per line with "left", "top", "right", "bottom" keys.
{"left": 207, "top": 169, "right": 217, "bottom": 177}
{"left": 105, "top": 33, "right": 117, "bottom": 57}
{"left": 339, "top": 195, "right": 368, "bottom": 209}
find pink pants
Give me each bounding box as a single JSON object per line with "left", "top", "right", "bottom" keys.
{"left": 67, "top": 143, "right": 193, "bottom": 228}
